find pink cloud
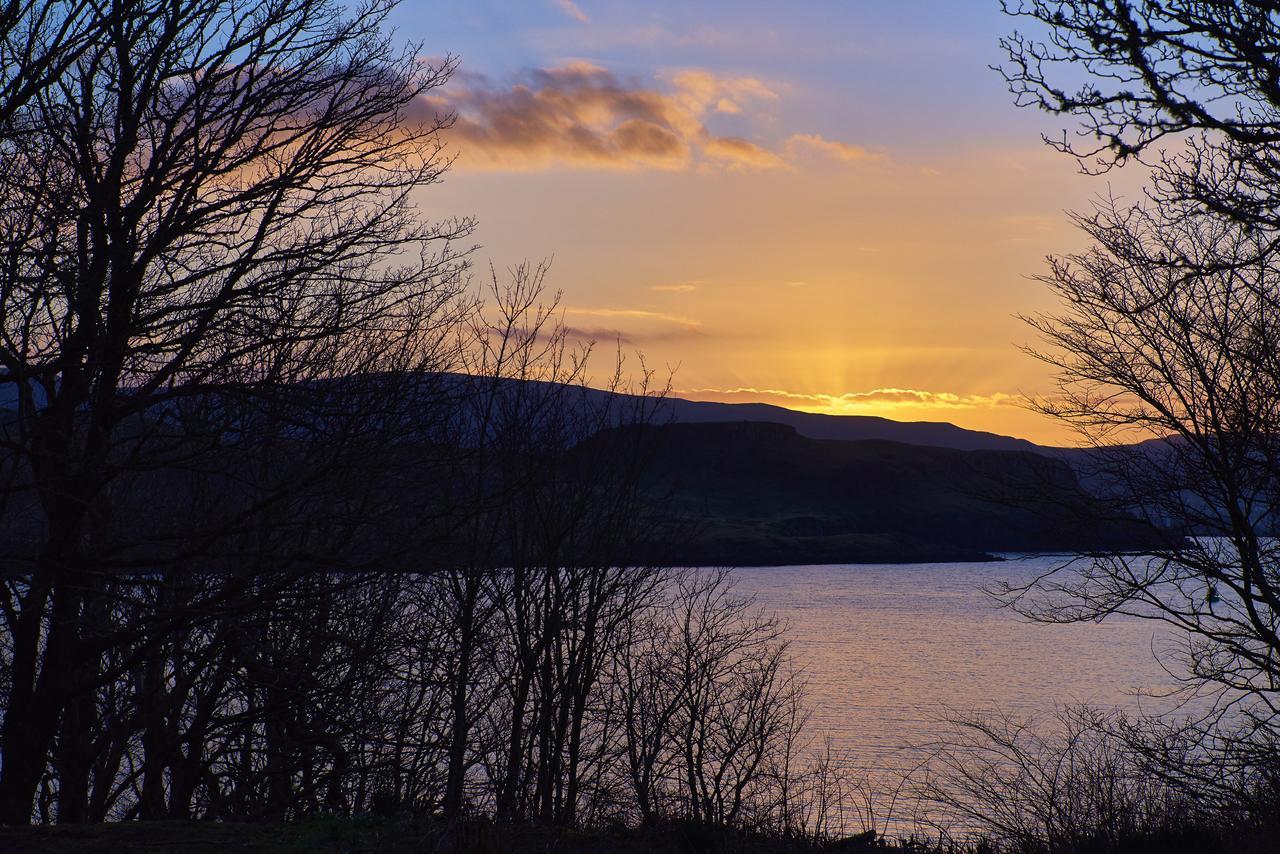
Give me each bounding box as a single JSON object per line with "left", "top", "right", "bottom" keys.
{"left": 556, "top": 0, "right": 590, "bottom": 24}
{"left": 677, "top": 386, "right": 1023, "bottom": 412}
{"left": 419, "top": 63, "right": 872, "bottom": 173}
{"left": 786, "top": 133, "right": 884, "bottom": 163}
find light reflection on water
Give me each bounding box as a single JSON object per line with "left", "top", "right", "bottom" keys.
{"left": 726, "top": 557, "right": 1183, "bottom": 776}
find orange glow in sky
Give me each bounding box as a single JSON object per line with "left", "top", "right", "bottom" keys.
{"left": 405, "top": 1, "right": 1148, "bottom": 446}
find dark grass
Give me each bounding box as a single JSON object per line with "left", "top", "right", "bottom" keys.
{"left": 0, "top": 817, "right": 1272, "bottom": 854}
{"left": 0, "top": 817, "right": 861, "bottom": 854}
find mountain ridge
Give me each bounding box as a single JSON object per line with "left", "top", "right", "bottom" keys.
{"left": 613, "top": 420, "right": 1166, "bottom": 566}
{"left": 657, "top": 396, "right": 1049, "bottom": 453}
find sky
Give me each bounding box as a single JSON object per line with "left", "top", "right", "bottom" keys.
{"left": 392, "top": 1, "right": 1146, "bottom": 445}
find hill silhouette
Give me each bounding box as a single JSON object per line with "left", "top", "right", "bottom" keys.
{"left": 0, "top": 372, "right": 1050, "bottom": 453}
{"left": 618, "top": 421, "right": 1163, "bottom": 566}
{"left": 1, "top": 376, "right": 1164, "bottom": 565}
{"left": 414, "top": 376, "right": 1049, "bottom": 452}
{"left": 658, "top": 396, "right": 1046, "bottom": 452}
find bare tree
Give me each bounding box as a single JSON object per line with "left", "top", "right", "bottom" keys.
{"left": 919, "top": 707, "right": 1207, "bottom": 852}
{"left": 998, "top": 2, "right": 1280, "bottom": 837}
{"left": 443, "top": 268, "right": 675, "bottom": 827}
{"left": 611, "top": 569, "right": 810, "bottom": 831}
{"left": 992, "top": 193, "right": 1280, "bottom": 803}
{"left": 0, "top": 0, "right": 829, "bottom": 836}
{"left": 0, "top": 0, "right": 470, "bottom": 823}
{"left": 0, "top": 1, "right": 99, "bottom": 125}
{"left": 999, "top": 2, "right": 1280, "bottom": 236}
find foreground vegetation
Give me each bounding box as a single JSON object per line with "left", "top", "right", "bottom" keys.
{"left": 0, "top": 814, "right": 1276, "bottom": 854}
{"left": 3, "top": 1, "right": 1280, "bottom": 852}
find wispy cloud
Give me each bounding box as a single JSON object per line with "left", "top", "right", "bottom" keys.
{"left": 421, "top": 63, "right": 871, "bottom": 172}
{"left": 565, "top": 306, "right": 702, "bottom": 328}
{"left": 786, "top": 133, "right": 884, "bottom": 163}
{"left": 566, "top": 306, "right": 696, "bottom": 321}
{"left": 650, "top": 283, "right": 699, "bottom": 293}
{"left": 667, "top": 69, "right": 778, "bottom": 116}
{"left": 702, "top": 136, "right": 788, "bottom": 169}
{"left": 677, "top": 386, "right": 1023, "bottom": 413}
{"left": 555, "top": 0, "right": 590, "bottom": 24}
{"left": 562, "top": 306, "right": 706, "bottom": 344}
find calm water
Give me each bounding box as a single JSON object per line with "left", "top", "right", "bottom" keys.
{"left": 728, "top": 557, "right": 1183, "bottom": 776}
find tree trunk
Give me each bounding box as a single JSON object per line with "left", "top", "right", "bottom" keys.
{"left": 0, "top": 539, "right": 85, "bottom": 826}
{"left": 442, "top": 576, "right": 477, "bottom": 817}
{"left": 138, "top": 650, "right": 169, "bottom": 820}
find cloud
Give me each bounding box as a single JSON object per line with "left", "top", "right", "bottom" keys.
{"left": 786, "top": 133, "right": 883, "bottom": 163}
{"left": 423, "top": 63, "right": 866, "bottom": 172}
{"left": 565, "top": 306, "right": 701, "bottom": 326}
{"left": 702, "top": 136, "right": 788, "bottom": 169}
{"left": 420, "top": 63, "right": 689, "bottom": 170}
{"left": 650, "top": 283, "right": 699, "bottom": 293}
{"left": 677, "top": 386, "right": 1023, "bottom": 413}
{"left": 562, "top": 326, "right": 638, "bottom": 344}
{"left": 555, "top": 0, "right": 590, "bottom": 24}
{"left": 562, "top": 306, "right": 705, "bottom": 343}
{"left": 667, "top": 69, "right": 778, "bottom": 117}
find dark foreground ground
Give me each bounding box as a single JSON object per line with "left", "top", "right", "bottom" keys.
{"left": 0, "top": 818, "right": 866, "bottom": 854}
{"left": 0, "top": 817, "right": 1274, "bottom": 854}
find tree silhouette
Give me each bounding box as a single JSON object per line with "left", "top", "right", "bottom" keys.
{"left": 1001, "top": 2, "right": 1280, "bottom": 235}
{"left": 0, "top": 0, "right": 469, "bottom": 822}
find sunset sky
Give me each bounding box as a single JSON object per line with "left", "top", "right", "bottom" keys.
{"left": 398, "top": 1, "right": 1144, "bottom": 445}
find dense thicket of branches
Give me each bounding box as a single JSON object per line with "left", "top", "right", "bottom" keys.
{"left": 0, "top": 231, "right": 818, "bottom": 829}
{"left": 0, "top": 289, "right": 816, "bottom": 826}
{"left": 0, "top": 447, "right": 810, "bottom": 829}
{"left": 918, "top": 706, "right": 1280, "bottom": 853}
{"left": 994, "top": 1, "right": 1280, "bottom": 821}
{"left": 0, "top": 0, "right": 822, "bottom": 830}
{"left": 28, "top": 0, "right": 1280, "bottom": 841}
{"left": 1000, "top": 2, "right": 1280, "bottom": 234}
{"left": 0, "top": 0, "right": 480, "bottom": 824}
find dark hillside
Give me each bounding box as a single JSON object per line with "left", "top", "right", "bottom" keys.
{"left": 659, "top": 396, "right": 1045, "bottom": 452}
{"left": 289, "top": 374, "right": 1053, "bottom": 452}
{"left": 623, "top": 421, "right": 1165, "bottom": 566}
